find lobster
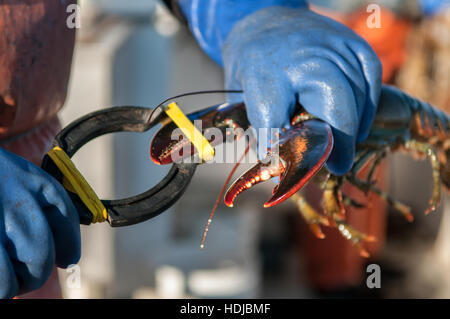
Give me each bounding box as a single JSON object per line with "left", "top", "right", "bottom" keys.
{"left": 150, "top": 85, "right": 450, "bottom": 256}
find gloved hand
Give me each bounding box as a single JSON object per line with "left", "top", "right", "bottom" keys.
{"left": 0, "top": 148, "right": 80, "bottom": 298}
{"left": 177, "top": 1, "right": 382, "bottom": 175}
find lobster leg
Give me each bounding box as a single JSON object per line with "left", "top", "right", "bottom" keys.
{"left": 322, "top": 174, "right": 346, "bottom": 224}
{"left": 347, "top": 175, "right": 414, "bottom": 222}
{"left": 366, "top": 149, "right": 387, "bottom": 184}
{"left": 404, "top": 140, "right": 441, "bottom": 215}
{"left": 351, "top": 149, "right": 376, "bottom": 177}
{"left": 342, "top": 194, "right": 366, "bottom": 209}
{"left": 292, "top": 193, "right": 329, "bottom": 239}
{"left": 335, "top": 221, "right": 376, "bottom": 258}
{"left": 322, "top": 174, "right": 375, "bottom": 257}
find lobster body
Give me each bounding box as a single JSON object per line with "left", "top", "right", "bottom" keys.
{"left": 368, "top": 86, "right": 449, "bottom": 147}
{"left": 150, "top": 85, "right": 450, "bottom": 256}
{"left": 364, "top": 86, "right": 450, "bottom": 189}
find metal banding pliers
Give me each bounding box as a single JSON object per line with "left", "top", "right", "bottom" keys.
{"left": 41, "top": 106, "right": 197, "bottom": 227}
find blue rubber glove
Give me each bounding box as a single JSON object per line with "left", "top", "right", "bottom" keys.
{"left": 0, "top": 148, "right": 81, "bottom": 299}
{"left": 178, "top": 2, "right": 382, "bottom": 175}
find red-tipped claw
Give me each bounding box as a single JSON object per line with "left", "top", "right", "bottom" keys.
{"left": 224, "top": 120, "right": 334, "bottom": 208}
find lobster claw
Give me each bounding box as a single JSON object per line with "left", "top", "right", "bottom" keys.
{"left": 224, "top": 120, "right": 334, "bottom": 208}
{"left": 150, "top": 103, "right": 249, "bottom": 165}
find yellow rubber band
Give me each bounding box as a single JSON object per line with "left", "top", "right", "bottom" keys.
{"left": 47, "top": 146, "right": 107, "bottom": 223}
{"left": 163, "top": 102, "right": 215, "bottom": 162}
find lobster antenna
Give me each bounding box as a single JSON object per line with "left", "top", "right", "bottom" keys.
{"left": 200, "top": 136, "right": 256, "bottom": 249}
{"left": 146, "top": 89, "right": 244, "bottom": 126}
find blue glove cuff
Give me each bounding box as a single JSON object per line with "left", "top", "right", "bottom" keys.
{"left": 177, "top": 0, "right": 309, "bottom": 65}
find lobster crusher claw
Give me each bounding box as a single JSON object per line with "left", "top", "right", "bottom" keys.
{"left": 41, "top": 106, "right": 197, "bottom": 227}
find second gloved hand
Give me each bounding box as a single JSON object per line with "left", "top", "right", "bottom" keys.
{"left": 0, "top": 148, "right": 81, "bottom": 298}
{"left": 222, "top": 7, "right": 382, "bottom": 175}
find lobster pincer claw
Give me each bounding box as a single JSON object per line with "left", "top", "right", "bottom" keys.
{"left": 150, "top": 101, "right": 333, "bottom": 209}
{"left": 151, "top": 102, "right": 249, "bottom": 165}
{"left": 224, "top": 120, "right": 334, "bottom": 208}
